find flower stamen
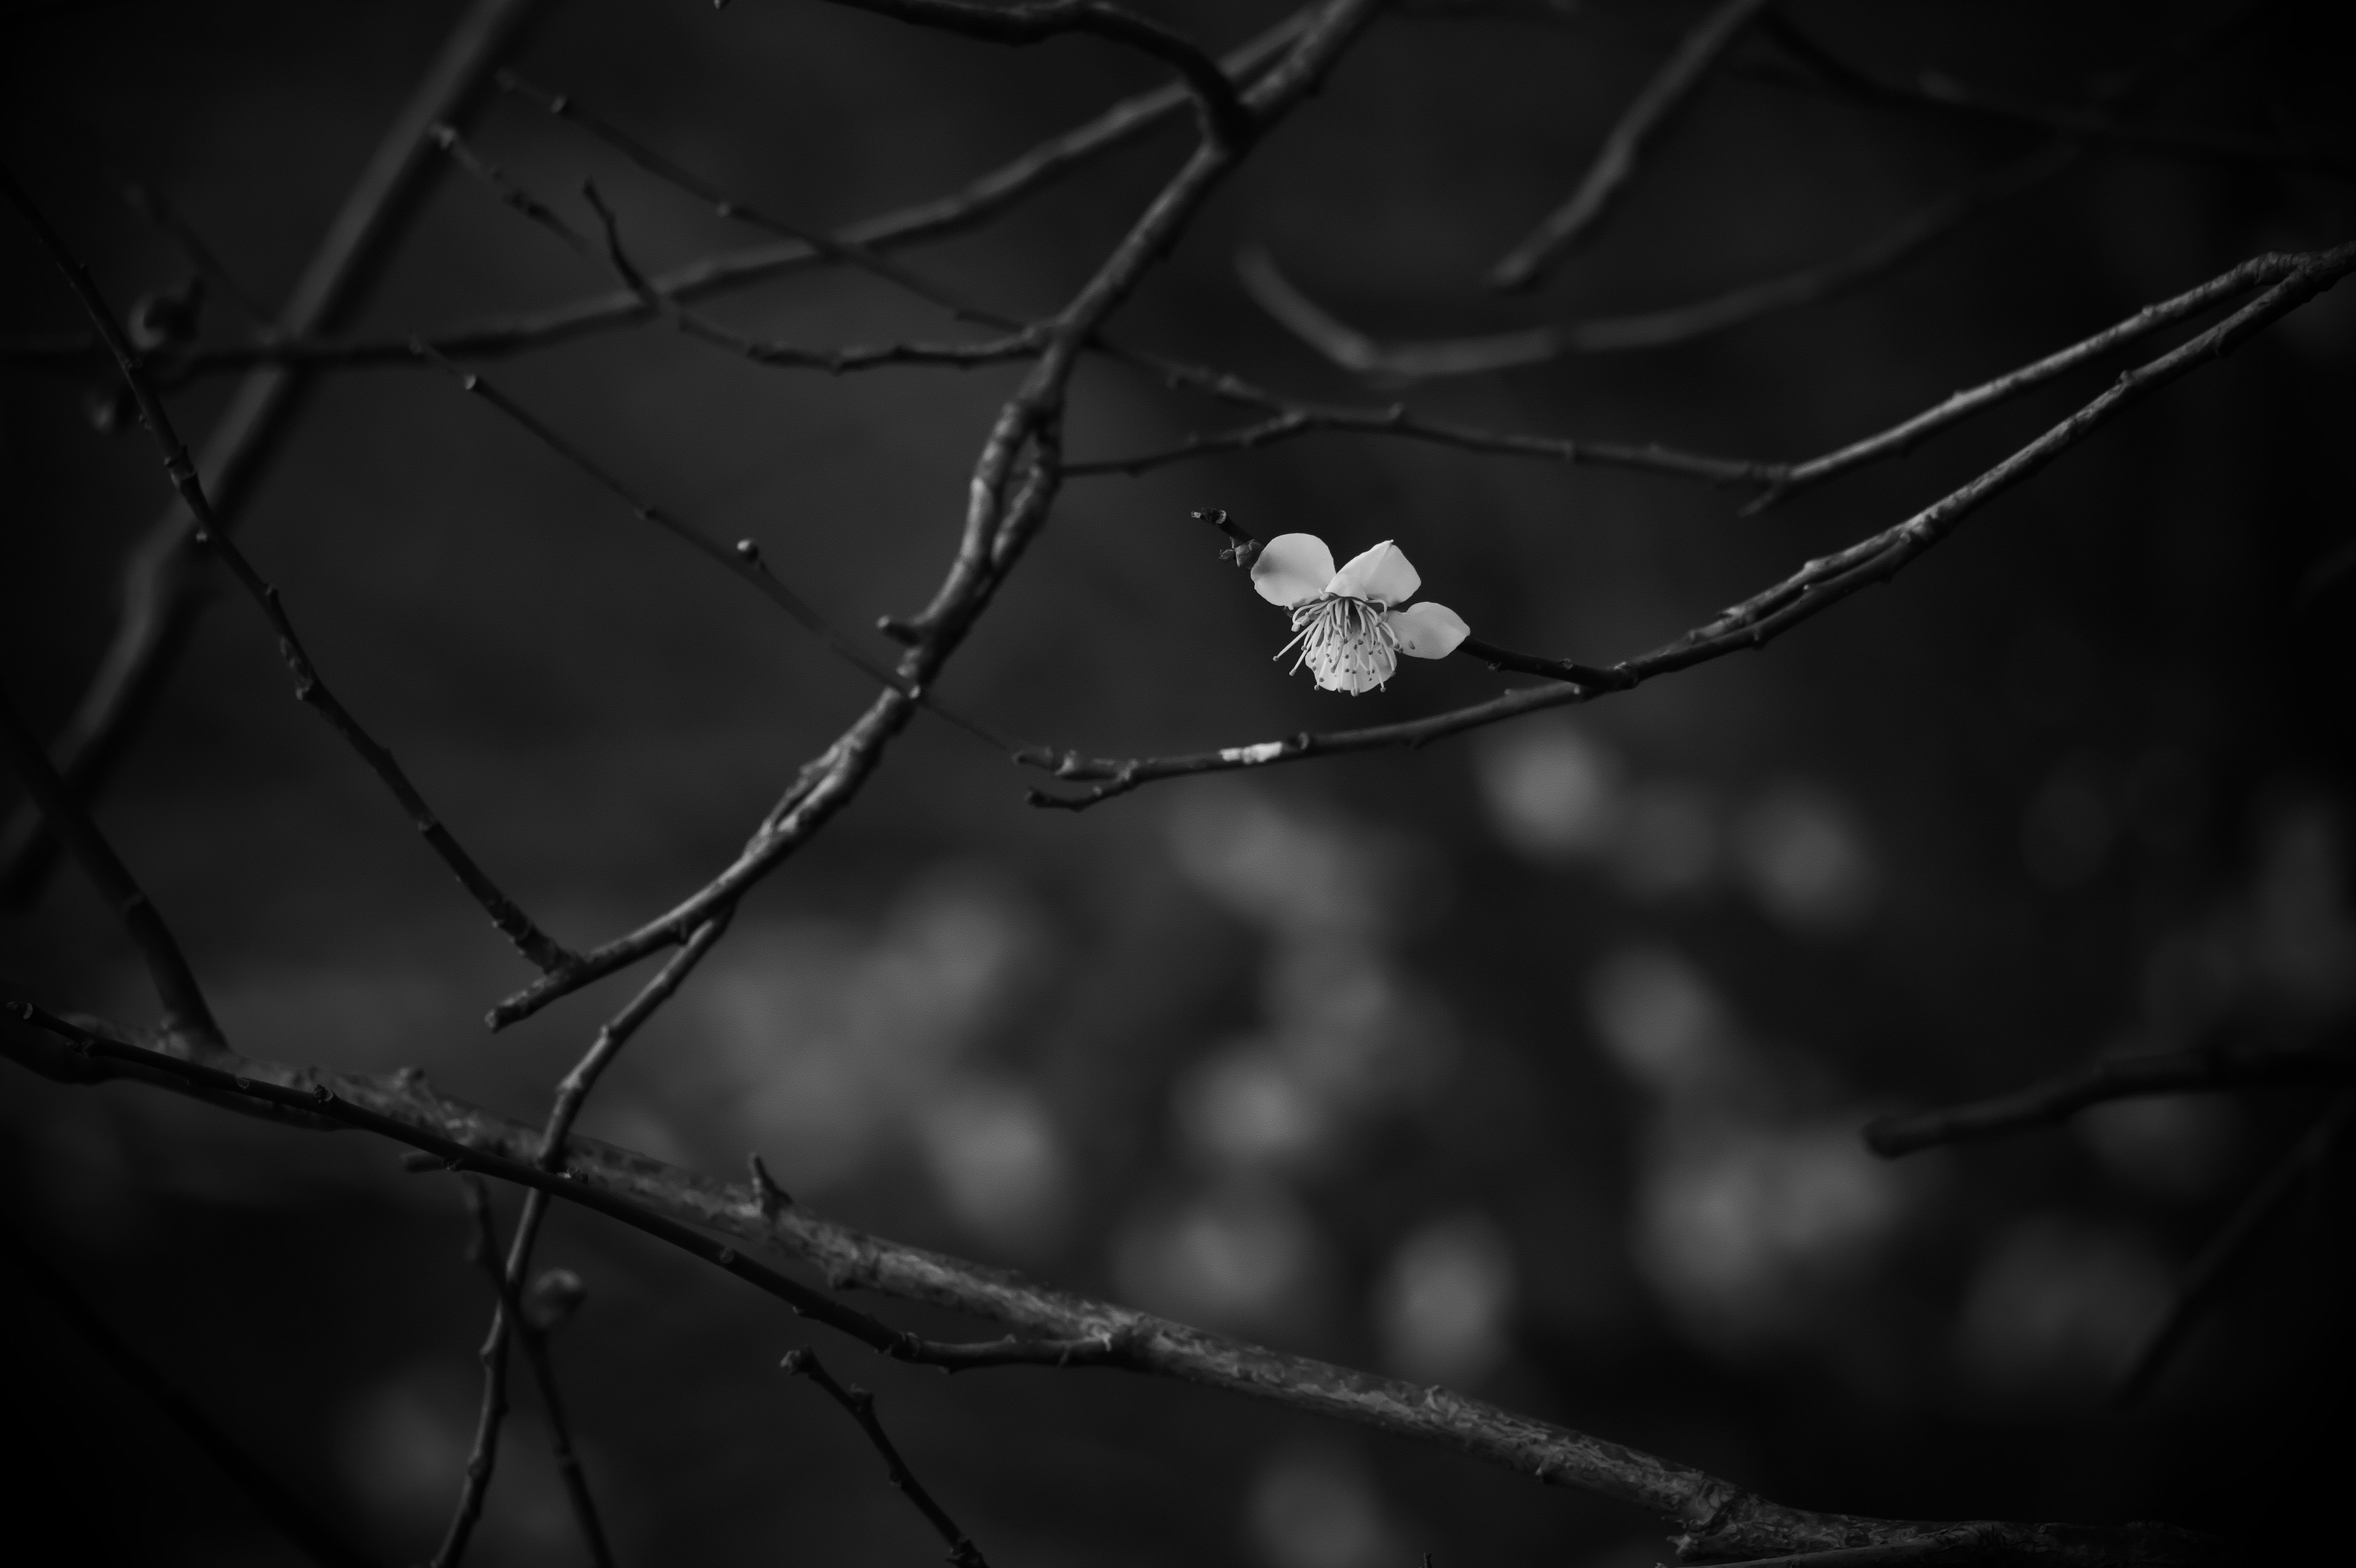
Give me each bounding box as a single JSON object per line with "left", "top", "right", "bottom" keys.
{"left": 1272, "top": 594, "right": 1402, "bottom": 694}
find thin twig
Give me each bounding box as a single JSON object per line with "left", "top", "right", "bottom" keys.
{"left": 433, "top": 921, "right": 724, "bottom": 1568}
{"left": 116, "top": 179, "right": 272, "bottom": 328}
{"left": 782, "top": 1349, "right": 989, "bottom": 1568}
{"left": 6, "top": 10, "right": 1319, "bottom": 386}
{"left": 0, "top": 679, "right": 221, "bottom": 1049}
{"left": 1488, "top": 0, "right": 1772, "bottom": 290}
{"left": 1241, "top": 142, "right": 2068, "bottom": 377}
{"left": 0, "top": 1218, "right": 380, "bottom": 1568}
{"left": 1752, "top": 5, "right": 2354, "bottom": 181}
{"left": 495, "top": 71, "right": 992, "bottom": 326}
{"left": 0, "top": 0, "right": 551, "bottom": 905}
{"left": 428, "top": 123, "right": 599, "bottom": 259}
{"left": 453, "top": 1181, "right": 618, "bottom": 1568}
{"left": 807, "top": 0, "right": 1252, "bottom": 147}
{"left": 1865, "top": 1040, "right": 2355, "bottom": 1158}
{"left": 2113, "top": 1093, "right": 2356, "bottom": 1407}
{"left": 1064, "top": 369, "right": 1771, "bottom": 485}
{"left": 1018, "top": 242, "right": 2356, "bottom": 809}
{"left": 409, "top": 344, "right": 1019, "bottom": 751}
{"left": 578, "top": 177, "right": 1039, "bottom": 373}
{"left": 0, "top": 1002, "right": 2234, "bottom": 1567}
{"left": 481, "top": 0, "right": 1391, "bottom": 1035}
{"left": 0, "top": 164, "right": 579, "bottom": 977}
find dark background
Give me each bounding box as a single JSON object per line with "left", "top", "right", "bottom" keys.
{"left": 3, "top": 1, "right": 2354, "bottom": 1564}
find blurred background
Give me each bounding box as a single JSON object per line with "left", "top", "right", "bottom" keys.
{"left": 2, "top": 0, "right": 2353, "bottom": 1563}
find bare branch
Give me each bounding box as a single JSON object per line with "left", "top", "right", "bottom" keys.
{"left": 7, "top": 10, "right": 1318, "bottom": 387}
{"left": 117, "top": 179, "right": 272, "bottom": 328}
{"left": 578, "top": 177, "right": 1039, "bottom": 373}
{"left": 782, "top": 1349, "right": 989, "bottom": 1568}
{"left": 428, "top": 122, "right": 599, "bottom": 259}
{"left": 1087, "top": 244, "right": 2324, "bottom": 499}
{"left": 442, "top": 1181, "right": 618, "bottom": 1568}
{"left": 1019, "top": 242, "right": 2356, "bottom": 809}
{"left": 436, "top": 918, "right": 725, "bottom": 1568}
{"left": 0, "top": 163, "right": 578, "bottom": 976}
{"left": 0, "top": 0, "right": 552, "bottom": 904}
{"left": 1488, "top": 0, "right": 1772, "bottom": 290}
{"left": 807, "top": 0, "right": 1252, "bottom": 147}
{"left": 0, "top": 1006, "right": 2233, "bottom": 1566}
{"left": 494, "top": 71, "right": 991, "bottom": 327}
{"left": 483, "top": 0, "right": 1390, "bottom": 1034}
{"left": 0, "top": 678, "right": 222, "bottom": 1049}
{"left": 407, "top": 342, "right": 1016, "bottom": 755}
{"left": 1242, "top": 142, "right": 2067, "bottom": 377}
{"left": 1753, "top": 6, "right": 2356, "bottom": 182}
{"left": 0, "top": 1217, "right": 381, "bottom": 1568}
{"left": 1064, "top": 363, "right": 1771, "bottom": 485}
{"left": 1865, "top": 1040, "right": 2355, "bottom": 1158}
{"left": 2115, "top": 1094, "right": 2356, "bottom": 1406}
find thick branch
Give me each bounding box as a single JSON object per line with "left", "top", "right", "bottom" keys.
{"left": 1864, "top": 1041, "right": 2355, "bottom": 1158}
{"left": 0, "top": 1009, "right": 2230, "bottom": 1566}
{"left": 1488, "top": 0, "right": 1771, "bottom": 290}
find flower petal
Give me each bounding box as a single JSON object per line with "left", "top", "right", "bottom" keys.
{"left": 1328, "top": 540, "right": 1421, "bottom": 606}
{"left": 1386, "top": 601, "right": 1469, "bottom": 659}
{"left": 1251, "top": 533, "right": 1338, "bottom": 607}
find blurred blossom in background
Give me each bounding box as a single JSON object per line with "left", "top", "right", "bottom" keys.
{"left": 1585, "top": 948, "right": 1908, "bottom": 1356}
{"left": 1954, "top": 1218, "right": 2173, "bottom": 1407}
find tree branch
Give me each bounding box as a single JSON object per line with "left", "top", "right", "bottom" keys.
{"left": 481, "top": 0, "right": 1390, "bottom": 1035}
{"left": 1, "top": 10, "right": 1320, "bottom": 385}
{"left": 434, "top": 917, "right": 726, "bottom": 1568}
{"left": 445, "top": 1180, "right": 618, "bottom": 1568}
{"left": 406, "top": 343, "right": 1019, "bottom": 753}
{"left": 782, "top": 1349, "right": 988, "bottom": 1568}
{"left": 0, "top": 0, "right": 552, "bottom": 904}
{"left": 2114, "top": 1094, "right": 2356, "bottom": 1406}
{"left": 1017, "top": 241, "right": 2356, "bottom": 809}
{"left": 1865, "top": 1040, "right": 2356, "bottom": 1158}
{"left": 0, "top": 1004, "right": 2233, "bottom": 1566}
{"left": 0, "top": 164, "right": 579, "bottom": 977}
{"left": 578, "top": 175, "right": 1041, "bottom": 373}
{"left": 808, "top": 0, "right": 1253, "bottom": 148}
{"left": 1752, "top": 6, "right": 2355, "bottom": 181}
{"left": 493, "top": 71, "right": 991, "bottom": 327}
{"left": 1488, "top": 0, "right": 1772, "bottom": 290}
{"left": 1241, "top": 142, "right": 2068, "bottom": 377}
{"left": 0, "top": 678, "right": 221, "bottom": 1049}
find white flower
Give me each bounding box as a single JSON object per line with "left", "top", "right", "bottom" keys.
{"left": 1251, "top": 535, "right": 1470, "bottom": 694}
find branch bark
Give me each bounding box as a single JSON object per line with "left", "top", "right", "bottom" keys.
{"left": 1017, "top": 241, "right": 2356, "bottom": 809}
{"left": 0, "top": 163, "right": 577, "bottom": 978}
{"left": 1487, "top": 0, "right": 1772, "bottom": 290}
{"left": 0, "top": 0, "right": 552, "bottom": 904}
{"left": 0, "top": 1008, "right": 2233, "bottom": 1567}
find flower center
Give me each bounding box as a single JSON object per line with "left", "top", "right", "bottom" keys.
{"left": 1276, "top": 594, "right": 1401, "bottom": 694}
